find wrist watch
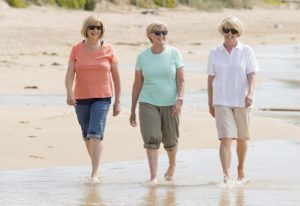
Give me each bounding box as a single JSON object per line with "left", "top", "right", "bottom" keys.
{"left": 176, "top": 97, "right": 183, "bottom": 104}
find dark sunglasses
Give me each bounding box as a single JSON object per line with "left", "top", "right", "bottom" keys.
{"left": 88, "top": 25, "right": 102, "bottom": 30}
{"left": 222, "top": 27, "right": 238, "bottom": 34}
{"left": 153, "top": 31, "right": 168, "bottom": 36}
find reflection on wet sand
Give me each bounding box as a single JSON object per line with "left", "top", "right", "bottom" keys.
{"left": 82, "top": 185, "right": 104, "bottom": 206}
{"left": 144, "top": 187, "right": 157, "bottom": 206}
{"left": 235, "top": 188, "right": 245, "bottom": 206}
{"left": 219, "top": 188, "right": 245, "bottom": 206}
{"left": 145, "top": 186, "right": 176, "bottom": 206}
{"left": 163, "top": 187, "right": 176, "bottom": 206}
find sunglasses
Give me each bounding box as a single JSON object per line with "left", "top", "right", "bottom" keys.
{"left": 222, "top": 27, "right": 238, "bottom": 34}
{"left": 153, "top": 31, "right": 168, "bottom": 36}
{"left": 88, "top": 25, "right": 102, "bottom": 30}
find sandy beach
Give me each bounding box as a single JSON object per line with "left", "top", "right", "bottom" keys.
{"left": 0, "top": 4, "right": 299, "bottom": 171}
{"left": 0, "top": 3, "right": 300, "bottom": 206}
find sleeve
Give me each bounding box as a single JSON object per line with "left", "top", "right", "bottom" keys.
{"left": 246, "top": 47, "right": 260, "bottom": 74}
{"left": 109, "top": 45, "right": 118, "bottom": 64}
{"left": 207, "top": 50, "right": 215, "bottom": 76}
{"left": 135, "top": 53, "right": 142, "bottom": 71}
{"left": 174, "top": 48, "right": 184, "bottom": 69}
{"left": 69, "top": 46, "right": 76, "bottom": 63}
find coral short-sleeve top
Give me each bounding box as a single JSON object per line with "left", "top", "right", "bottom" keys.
{"left": 69, "top": 41, "right": 118, "bottom": 99}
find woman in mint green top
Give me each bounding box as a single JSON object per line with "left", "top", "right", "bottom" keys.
{"left": 130, "top": 21, "right": 185, "bottom": 184}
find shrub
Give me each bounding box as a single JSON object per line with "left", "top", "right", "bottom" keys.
{"left": 154, "top": 0, "right": 176, "bottom": 8}
{"left": 262, "top": 0, "right": 283, "bottom": 5}
{"left": 28, "top": 0, "right": 56, "bottom": 6}
{"left": 77, "top": 0, "right": 86, "bottom": 8}
{"left": 7, "top": 0, "right": 26, "bottom": 7}
{"left": 223, "top": 0, "right": 252, "bottom": 9}
{"left": 178, "top": 0, "right": 223, "bottom": 10}
{"left": 129, "top": 0, "right": 155, "bottom": 8}
{"left": 55, "top": 0, "right": 89, "bottom": 9}
{"left": 84, "top": 0, "right": 96, "bottom": 10}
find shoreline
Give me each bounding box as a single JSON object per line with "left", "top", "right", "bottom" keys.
{"left": 0, "top": 106, "right": 299, "bottom": 170}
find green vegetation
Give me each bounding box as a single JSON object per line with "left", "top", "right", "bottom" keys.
{"left": 262, "top": 0, "right": 284, "bottom": 5}
{"left": 5, "top": 0, "right": 289, "bottom": 10}
{"left": 84, "top": 0, "right": 96, "bottom": 10}
{"left": 7, "top": 0, "right": 26, "bottom": 8}
{"left": 154, "top": 0, "right": 176, "bottom": 8}
{"left": 6, "top": 0, "right": 96, "bottom": 9}
{"left": 129, "top": 0, "right": 155, "bottom": 8}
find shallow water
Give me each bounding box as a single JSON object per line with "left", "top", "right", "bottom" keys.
{"left": 0, "top": 140, "right": 299, "bottom": 206}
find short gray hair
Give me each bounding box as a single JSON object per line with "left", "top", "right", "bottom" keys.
{"left": 218, "top": 16, "right": 244, "bottom": 37}
{"left": 146, "top": 21, "right": 168, "bottom": 41}
{"left": 81, "top": 15, "right": 105, "bottom": 39}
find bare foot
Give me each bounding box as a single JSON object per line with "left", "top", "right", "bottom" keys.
{"left": 90, "top": 176, "right": 100, "bottom": 184}
{"left": 150, "top": 178, "right": 158, "bottom": 184}
{"left": 237, "top": 168, "right": 245, "bottom": 181}
{"left": 223, "top": 173, "right": 230, "bottom": 183}
{"left": 164, "top": 166, "right": 175, "bottom": 181}
{"left": 142, "top": 178, "right": 157, "bottom": 186}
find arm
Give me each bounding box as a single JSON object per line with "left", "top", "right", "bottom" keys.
{"left": 111, "top": 63, "right": 121, "bottom": 116}
{"left": 130, "top": 71, "right": 143, "bottom": 127}
{"left": 245, "top": 72, "right": 256, "bottom": 108}
{"left": 65, "top": 62, "right": 76, "bottom": 106}
{"left": 207, "top": 75, "right": 215, "bottom": 117}
{"left": 172, "top": 67, "right": 185, "bottom": 116}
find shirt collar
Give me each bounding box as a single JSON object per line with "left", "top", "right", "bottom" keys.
{"left": 218, "top": 41, "right": 243, "bottom": 51}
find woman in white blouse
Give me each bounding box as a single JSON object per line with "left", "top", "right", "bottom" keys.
{"left": 207, "top": 16, "right": 259, "bottom": 184}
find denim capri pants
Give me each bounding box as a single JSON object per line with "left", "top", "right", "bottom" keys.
{"left": 75, "top": 98, "right": 111, "bottom": 141}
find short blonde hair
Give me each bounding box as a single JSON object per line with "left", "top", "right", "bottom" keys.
{"left": 146, "top": 21, "right": 168, "bottom": 42}
{"left": 81, "top": 15, "right": 105, "bottom": 39}
{"left": 218, "top": 17, "right": 244, "bottom": 37}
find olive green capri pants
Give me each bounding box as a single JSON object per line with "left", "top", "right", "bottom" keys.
{"left": 139, "top": 102, "right": 180, "bottom": 151}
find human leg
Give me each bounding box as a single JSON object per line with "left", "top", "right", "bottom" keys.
{"left": 84, "top": 139, "right": 103, "bottom": 182}
{"left": 233, "top": 107, "right": 251, "bottom": 180}
{"left": 146, "top": 149, "right": 159, "bottom": 182}
{"left": 214, "top": 106, "right": 237, "bottom": 181}
{"left": 164, "top": 147, "right": 177, "bottom": 180}
{"left": 236, "top": 139, "right": 248, "bottom": 180}
{"left": 139, "top": 103, "right": 162, "bottom": 182}
{"left": 219, "top": 138, "right": 232, "bottom": 181}
{"left": 161, "top": 106, "right": 179, "bottom": 181}
{"left": 87, "top": 100, "right": 110, "bottom": 181}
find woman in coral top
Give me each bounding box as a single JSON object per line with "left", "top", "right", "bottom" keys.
{"left": 65, "top": 15, "right": 121, "bottom": 183}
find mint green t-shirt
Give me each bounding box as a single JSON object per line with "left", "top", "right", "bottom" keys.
{"left": 136, "top": 45, "right": 184, "bottom": 106}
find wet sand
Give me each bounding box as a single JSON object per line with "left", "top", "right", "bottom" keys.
{"left": 0, "top": 140, "right": 299, "bottom": 205}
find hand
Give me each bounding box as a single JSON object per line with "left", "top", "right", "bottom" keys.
{"left": 171, "top": 99, "right": 182, "bottom": 116}
{"left": 209, "top": 105, "right": 215, "bottom": 117}
{"left": 113, "top": 102, "right": 121, "bottom": 116}
{"left": 66, "top": 95, "right": 75, "bottom": 106}
{"left": 129, "top": 113, "right": 137, "bottom": 127}
{"left": 245, "top": 94, "right": 253, "bottom": 108}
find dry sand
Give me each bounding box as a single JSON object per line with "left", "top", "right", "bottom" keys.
{"left": 0, "top": 5, "right": 299, "bottom": 170}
